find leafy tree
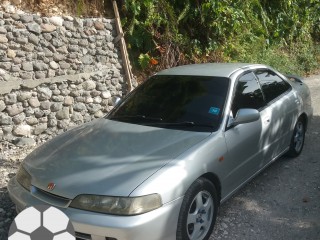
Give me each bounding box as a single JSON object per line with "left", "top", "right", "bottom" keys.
{"left": 113, "top": 0, "right": 319, "bottom": 75}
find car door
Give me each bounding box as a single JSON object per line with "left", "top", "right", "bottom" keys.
{"left": 223, "top": 71, "right": 269, "bottom": 194}
{"left": 254, "top": 69, "right": 298, "bottom": 165}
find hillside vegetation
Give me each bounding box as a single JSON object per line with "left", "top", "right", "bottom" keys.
{"left": 15, "top": 0, "right": 320, "bottom": 75}
{"left": 121, "top": 0, "right": 319, "bottom": 76}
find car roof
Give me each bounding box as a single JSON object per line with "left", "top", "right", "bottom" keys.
{"left": 156, "top": 63, "right": 267, "bottom": 78}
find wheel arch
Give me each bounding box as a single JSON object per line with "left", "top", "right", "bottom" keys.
{"left": 200, "top": 172, "right": 222, "bottom": 204}
{"left": 299, "top": 113, "right": 308, "bottom": 130}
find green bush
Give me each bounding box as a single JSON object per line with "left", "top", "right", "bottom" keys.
{"left": 116, "top": 0, "right": 320, "bottom": 75}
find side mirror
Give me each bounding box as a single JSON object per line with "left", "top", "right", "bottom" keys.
{"left": 285, "top": 74, "right": 303, "bottom": 83}
{"left": 112, "top": 96, "right": 122, "bottom": 106}
{"left": 233, "top": 108, "right": 260, "bottom": 126}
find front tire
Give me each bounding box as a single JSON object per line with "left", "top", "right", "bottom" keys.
{"left": 176, "top": 178, "right": 219, "bottom": 240}
{"left": 287, "top": 118, "right": 306, "bottom": 157}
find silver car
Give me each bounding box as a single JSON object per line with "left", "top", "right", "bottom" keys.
{"left": 8, "top": 63, "right": 312, "bottom": 240}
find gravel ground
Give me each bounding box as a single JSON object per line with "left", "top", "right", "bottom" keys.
{"left": 0, "top": 74, "right": 319, "bottom": 240}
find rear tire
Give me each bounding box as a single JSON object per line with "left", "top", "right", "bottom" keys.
{"left": 286, "top": 118, "right": 305, "bottom": 157}
{"left": 176, "top": 178, "right": 218, "bottom": 240}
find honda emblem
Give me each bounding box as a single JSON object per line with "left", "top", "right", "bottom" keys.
{"left": 47, "top": 182, "right": 56, "bottom": 191}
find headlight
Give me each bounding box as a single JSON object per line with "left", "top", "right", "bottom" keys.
{"left": 16, "top": 165, "right": 32, "bottom": 190}
{"left": 69, "top": 194, "right": 162, "bottom": 215}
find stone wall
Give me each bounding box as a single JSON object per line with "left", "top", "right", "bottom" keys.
{"left": 0, "top": 13, "right": 120, "bottom": 81}
{"left": 0, "top": 4, "right": 131, "bottom": 146}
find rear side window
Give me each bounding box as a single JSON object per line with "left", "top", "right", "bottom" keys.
{"left": 254, "top": 69, "right": 291, "bottom": 103}
{"left": 231, "top": 72, "right": 265, "bottom": 116}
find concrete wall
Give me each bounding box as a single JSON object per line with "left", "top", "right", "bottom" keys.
{"left": 0, "top": 4, "right": 131, "bottom": 146}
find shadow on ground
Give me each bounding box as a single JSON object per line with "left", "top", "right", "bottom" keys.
{"left": 211, "top": 115, "right": 320, "bottom": 239}
{"left": 0, "top": 186, "right": 16, "bottom": 240}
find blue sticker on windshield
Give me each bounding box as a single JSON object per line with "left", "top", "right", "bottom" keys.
{"left": 208, "top": 107, "right": 220, "bottom": 115}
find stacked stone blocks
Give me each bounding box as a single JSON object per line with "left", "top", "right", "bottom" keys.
{"left": 0, "top": 13, "right": 120, "bottom": 80}
{"left": 0, "top": 9, "right": 127, "bottom": 146}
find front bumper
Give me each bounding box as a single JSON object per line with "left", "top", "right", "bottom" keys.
{"left": 8, "top": 177, "right": 183, "bottom": 240}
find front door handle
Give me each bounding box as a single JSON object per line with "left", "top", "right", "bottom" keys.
{"left": 263, "top": 116, "right": 271, "bottom": 124}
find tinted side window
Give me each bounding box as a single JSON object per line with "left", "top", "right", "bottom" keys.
{"left": 231, "top": 72, "right": 265, "bottom": 116}
{"left": 255, "top": 69, "right": 291, "bottom": 103}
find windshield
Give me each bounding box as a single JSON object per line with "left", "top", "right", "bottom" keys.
{"left": 107, "top": 75, "right": 230, "bottom": 132}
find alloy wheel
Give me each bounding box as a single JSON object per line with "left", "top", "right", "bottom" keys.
{"left": 186, "top": 190, "right": 214, "bottom": 240}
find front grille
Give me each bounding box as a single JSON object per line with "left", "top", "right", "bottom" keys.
{"left": 75, "top": 232, "right": 118, "bottom": 240}
{"left": 31, "top": 186, "right": 71, "bottom": 208}
{"left": 37, "top": 187, "right": 70, "bottom": 201}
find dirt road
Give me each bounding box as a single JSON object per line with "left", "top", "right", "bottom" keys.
{"left": 0, "top": 74, "right": 319, "bottom": 240}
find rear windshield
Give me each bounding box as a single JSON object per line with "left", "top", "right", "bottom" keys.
{"left": 108, "top": 75, "right": 230, "bottom": 132}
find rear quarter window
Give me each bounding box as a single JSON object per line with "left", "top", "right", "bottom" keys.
{"left": 254, "top": 69, "right": 291, "bottom": 103}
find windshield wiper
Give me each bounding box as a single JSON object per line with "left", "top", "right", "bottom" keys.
{"left": 110, "top": 115, "right": 163, "bottom": 122}
{"left": 161, "top": 121, "right": 195, "bottom": 126}
{"left": 110, "top": 116, "right": 215, "bottom": 129}
{"left": 151, "top": 121, "right": 214, "bottom": 128}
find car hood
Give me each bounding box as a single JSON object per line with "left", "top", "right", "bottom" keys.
{"left": 23, "top": 119, "right": 211, "bottom": 199}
